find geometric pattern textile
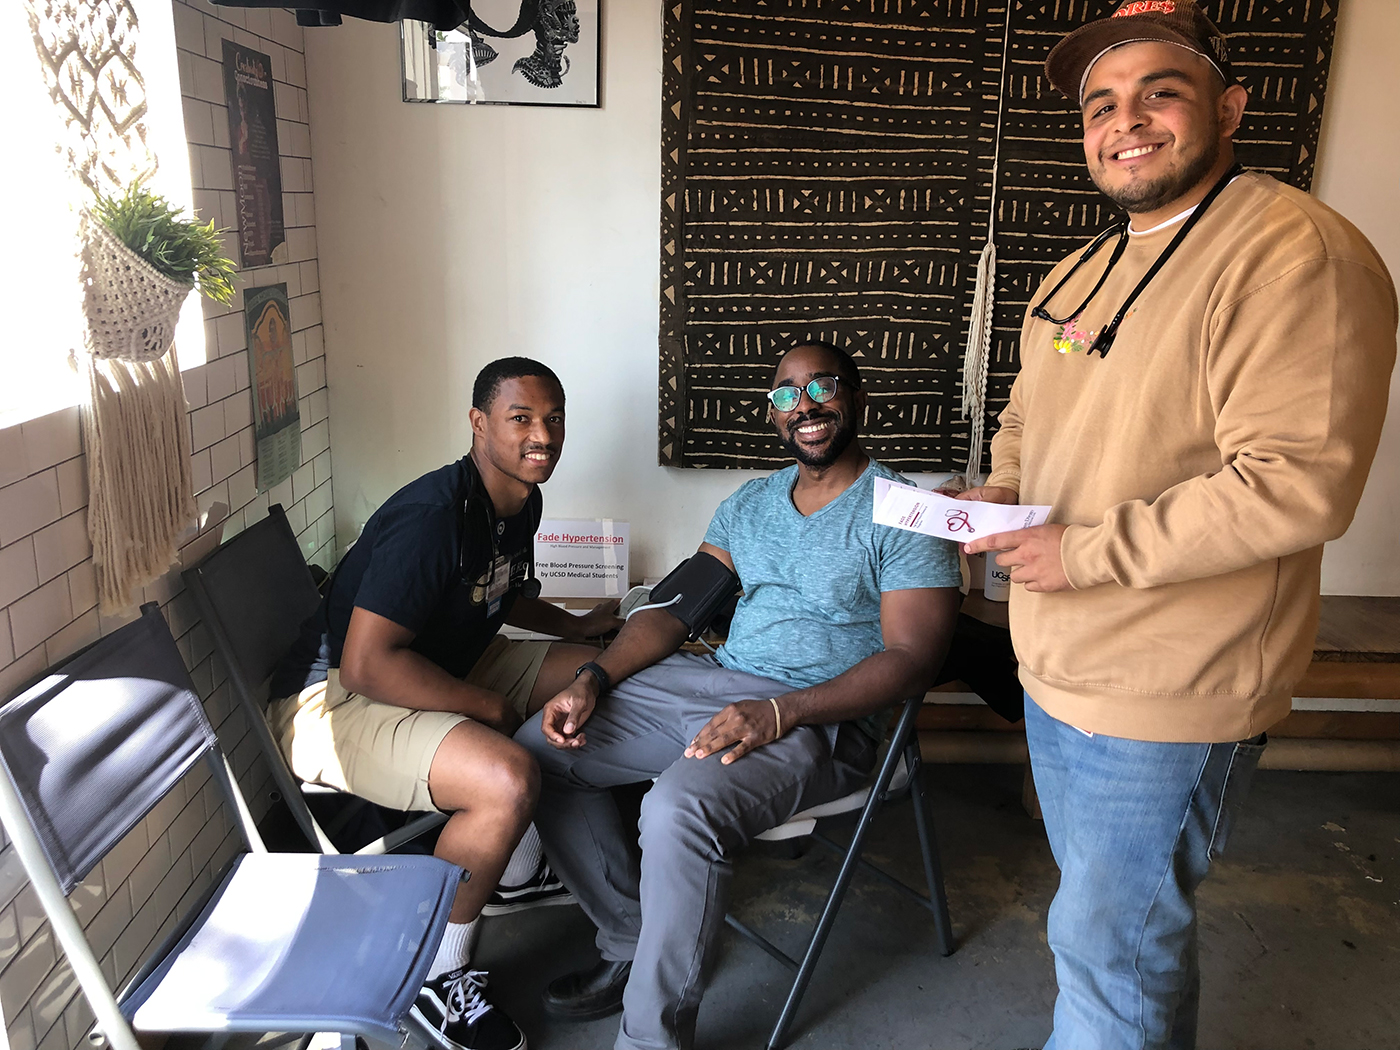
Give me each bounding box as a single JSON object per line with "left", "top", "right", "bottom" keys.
{"left": 25, "top": 0, "right": 158, "bottom": 196}
{"left": 659, "top": 0, "right": 1338, "bottom": 470}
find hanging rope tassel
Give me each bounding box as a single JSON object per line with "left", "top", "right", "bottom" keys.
{"left": 961, "top": 239, "right": 997, "bottom": 482}
{"left": 82, "top": 350, "right": 196, "bottom": 612}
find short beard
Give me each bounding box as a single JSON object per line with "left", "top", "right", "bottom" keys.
{"left": 779, "top": 412, "right": 857, "bottom": 467}
{"left": 1093, "top": 123, "right": 1221, "bottom": 215}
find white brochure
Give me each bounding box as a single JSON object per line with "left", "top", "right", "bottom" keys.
{"left": 872, "top": 478, "right": 1052, "bottom": 543}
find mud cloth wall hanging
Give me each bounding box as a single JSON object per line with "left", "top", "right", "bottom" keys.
{"left": 658, "top": 0, "right": 1337, "bottom": 471}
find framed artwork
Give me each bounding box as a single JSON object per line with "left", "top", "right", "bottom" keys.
{"left": 401, "top": 0, "right": 599, "bottom": 107}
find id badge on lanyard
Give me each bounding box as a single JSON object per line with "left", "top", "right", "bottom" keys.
{"left": 486, "top": 554, "right": 511, "bottom": 617}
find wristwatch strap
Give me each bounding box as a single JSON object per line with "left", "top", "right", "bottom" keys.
{"left": 574, "top": 660, "right": 612, "bottom": 695}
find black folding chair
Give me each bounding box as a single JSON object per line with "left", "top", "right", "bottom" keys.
{"left": 726, "top": 695, "right": 955, "bottom": 1049}
{"left": 182, "top": 504, "right": 446, "bottom": 854}
{"left": 0, "top": 605, "right": 460, "bottom": 1050}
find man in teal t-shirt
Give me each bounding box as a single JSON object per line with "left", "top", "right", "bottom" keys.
{"left": 704, "top": 455, "right": 958, "bottom": 742}
{"left": 517, "top": 342, "right": 962, "bottom": 1050}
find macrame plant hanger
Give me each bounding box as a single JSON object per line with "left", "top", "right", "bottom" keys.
{"left": 28, "top": 0, "right": 197, "bottom": 612}
{"left": 960, "top": 8, "right": 1014, "bottom": 484}
{"left": 78, "top": 215, "right": 197, "bottom": 612}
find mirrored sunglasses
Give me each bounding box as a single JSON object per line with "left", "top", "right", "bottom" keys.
{"left": 766, "top": 375, "right": 840, "bottom": 413}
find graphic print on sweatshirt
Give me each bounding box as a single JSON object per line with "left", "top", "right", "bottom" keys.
{"left": 1052, "top": 315, "right": 1093, "bottom": 355}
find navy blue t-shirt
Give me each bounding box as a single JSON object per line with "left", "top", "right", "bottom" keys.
{"left": 270, "top": 457, "right": 538, "bottom": 696}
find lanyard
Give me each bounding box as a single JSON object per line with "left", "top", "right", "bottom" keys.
{"left": 459, "top": 458, "right": 543, "bottom": 601}
{"left": 1030, "top": 163, "right": 1245, "bottom": 358}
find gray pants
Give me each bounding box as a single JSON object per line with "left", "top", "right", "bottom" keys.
{"left": 515, "top": 651, "right": 875, "bottom": 1050}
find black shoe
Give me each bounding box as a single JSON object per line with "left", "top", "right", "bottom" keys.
{"left": 541, "top": 958, "right": 632, "bottom": 1022}
{"left": 413, "top": 967, "right": 526, "bottom": 1050}
{"left": 481, "top": 861, "right": 576, "bottom": 916}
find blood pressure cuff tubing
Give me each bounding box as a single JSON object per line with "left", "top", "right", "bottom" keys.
{"left": 648, "top": 552, "right": 741, "bottom": 640}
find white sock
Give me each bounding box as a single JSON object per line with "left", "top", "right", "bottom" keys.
{"left": 429, "top": 919, "right": 480, "bottom": 979}
{"left": 499, "top": 823, "right": 544, "bottom": 887}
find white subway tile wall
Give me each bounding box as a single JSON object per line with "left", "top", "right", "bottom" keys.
{"left": 0, "top": 4, "right": 335, "bottom": 1047}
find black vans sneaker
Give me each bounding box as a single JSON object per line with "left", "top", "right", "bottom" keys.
{"left": 481, "top": 861, "right": 575, "bottom": 916}
{"left": 412, "top": 967, "right": 525, "bottom": 1050}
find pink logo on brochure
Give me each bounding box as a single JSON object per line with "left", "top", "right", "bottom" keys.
{"left": 944, "top": 509, "right": 975, "bottom": 533}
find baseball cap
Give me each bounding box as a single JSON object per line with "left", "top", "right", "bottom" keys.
{"left": 1045, "top": 0, "right": 1236, "bottom": 104}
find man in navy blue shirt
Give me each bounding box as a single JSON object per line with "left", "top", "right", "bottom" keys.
{"left": 270, "top": 357, "right": 620, "bottom": 1050}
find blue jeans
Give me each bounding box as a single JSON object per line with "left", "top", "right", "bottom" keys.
{"left": 1024, "top": 693, "right": 1266, "bottom": 1050}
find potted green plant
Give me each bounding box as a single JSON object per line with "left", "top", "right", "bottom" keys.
{"left": 83, "top": 181, "right": 237, "bottom": 362}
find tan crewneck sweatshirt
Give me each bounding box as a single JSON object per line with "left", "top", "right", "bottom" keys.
{"left": 987, "top": 172, "right": 1397, "bottom": 742}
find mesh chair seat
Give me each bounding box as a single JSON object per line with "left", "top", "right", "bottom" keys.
{"left": 755, "top": 755, "right": 910, "bottom": 841}
{"left": 124, "top": 853, "right": 454, "bottom": 1042}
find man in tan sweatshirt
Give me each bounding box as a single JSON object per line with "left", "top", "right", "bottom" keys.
{"left": 957, "top": 2, "right": 1397, "bottom": 1047}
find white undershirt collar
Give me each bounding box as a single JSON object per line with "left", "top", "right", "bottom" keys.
{"left": 1128, "top": 174, "right": 1244, "bottom": 236}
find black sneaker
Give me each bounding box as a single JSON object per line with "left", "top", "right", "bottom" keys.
{"left": 481, "top": 861, "right": 576, "bottom": 916}
{"left": 412, "top": 967, "right": 525, "bottom": 1050}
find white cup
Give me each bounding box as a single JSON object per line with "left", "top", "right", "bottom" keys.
{"left": 984, "top": 562, "right": 1012, "bottom": 602}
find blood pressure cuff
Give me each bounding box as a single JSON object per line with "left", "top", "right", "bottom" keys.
{"left": 648, "top": 552, "right": 741, "bottom": 641}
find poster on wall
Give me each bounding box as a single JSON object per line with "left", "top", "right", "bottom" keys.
{"left": 400, "top": 0, "right": 599, "bottom": 106}
{"left": 534, "top": 519, "right": 629, "bottom": 597}
{"left": 222, "top": 39, "right": 286, "bottom": 266}
{"left": 243, "top": 283, "right": 301, "bottom": 492}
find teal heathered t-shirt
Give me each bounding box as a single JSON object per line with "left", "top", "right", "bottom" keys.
{"left": 703, "top": 458, "right": 961, "bottom": 739}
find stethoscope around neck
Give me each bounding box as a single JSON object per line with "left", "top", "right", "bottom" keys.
{"left": 460, "top": 484, "right": 543, "bottom": 601}
{"left": 1029, "top": 163, "right": 1245, "bottom": 358}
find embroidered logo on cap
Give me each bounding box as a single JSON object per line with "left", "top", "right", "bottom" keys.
{"left": 1114, "top": 0, "right": 1177, "bottom": 16}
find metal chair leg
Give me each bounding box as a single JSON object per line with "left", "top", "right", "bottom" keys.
{"left": 725, "top": 913, "right": 799, "bottom": 969}
{"left": 764, "top": 700, "right": 923, "bottom": 1050}
{"left": 906, "top": 740, "right": 954, "bottom": 956}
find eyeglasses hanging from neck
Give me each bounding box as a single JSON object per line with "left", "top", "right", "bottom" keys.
{"left": 1030, "top": 163, "right": 1245, "bottom": 358}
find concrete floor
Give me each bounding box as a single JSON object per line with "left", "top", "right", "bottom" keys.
{"left": 471, "top": 764, "right": 1400, "bottom": 1050}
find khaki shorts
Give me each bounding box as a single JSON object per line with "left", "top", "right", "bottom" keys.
{"left": 267, "top": 636, "right": 551, "bottom": 813}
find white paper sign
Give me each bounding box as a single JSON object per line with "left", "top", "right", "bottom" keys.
{"left": 872, "top": 478, "right": 1052, "bottom": 543}
{"left": 534, "top": 518, "right": 629, "bottom": 598}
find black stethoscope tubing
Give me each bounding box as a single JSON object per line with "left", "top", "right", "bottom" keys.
{"left": 1030, "top": 221, "right": 1130, "bottom": 328}
{"left": 1030, "top": 163, "right": 1246, "bottom": 358}
{"left": 464, "top": 492, "right": 540, "bottom": 599}
{"left": 460, "top": 461, "right": 543, "bottom": 601}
